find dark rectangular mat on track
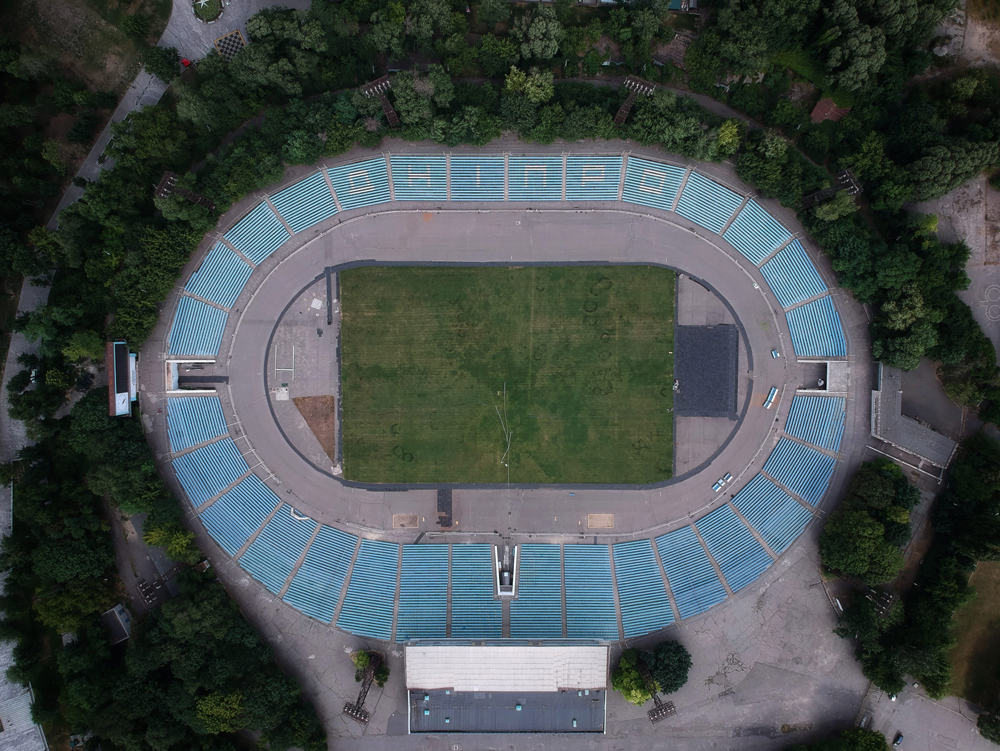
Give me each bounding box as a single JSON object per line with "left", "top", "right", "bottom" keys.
{"left": 674, "top": 324, "right": 738, "bottom": 419}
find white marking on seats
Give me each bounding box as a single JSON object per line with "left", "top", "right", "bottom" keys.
{"left": 639, "top": 169, "right": 666, "bottom": 194}
{"left": 524, "top": 165, "right": 547, "bottom": 186}
{"left": 407, "top": 166, "right": 431, "bottom": 185}
{"left": 348, "top": 170, "right": 374, "bottom": 194}
{"left": 582, "top": 166, "right": 605, "bottom": 184}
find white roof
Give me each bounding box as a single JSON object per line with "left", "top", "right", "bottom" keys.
{"left": 405, "top": 645, "right": 608, "bottom": 692}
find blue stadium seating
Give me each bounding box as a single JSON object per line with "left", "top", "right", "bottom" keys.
{"left": 722, "top": 199, "right": 791, "bottom": 265}
{"left": 654, "top": 526, "right": 727, "bottom": 619}
{"left": 760, "top": 240, "right": 827, "bottom": 308}
{"left": 166, "top": 396, "right": 228, "bottom": 453}
{"left": 168, "top": 296, "right": 228, "bottom": 356}
{"left": 508, "top": 156, "right": 564, "bottom": 201}
{"left": 224, "top": 201, "right": 290, "bottom": 265}
{"left": 510, "top": 544, "right": 563, "bottom": 639}
{"left": 449, "top": 155, "right": 505, "bottom": 201}
{"left": 621, "top": 156, "right": 684, "bottom": 212}
{"left": 185, "top": 243, "right": 253, "bottom": 309}
{"left": 328, "top": 158, "right": 391, "bottom": 210}
{"left": 675, "top": 172, "right": 744, "bottom": 234}
{"left": 390, "top": 155, "right": 447, "bottom": 201}
{"left": 786, "top": 295, "right": 847, "bottom": 357}
{"left": 731, "top": 474, "right": 812, "bottom": 555}
{"left": 284, "top": 525, "right": 358, "bottom": 622}
{"left": 763, "top": 437, "right": 837, "bottom": 507}
{"left": 694, "top": 504, "right": 773, "bottom": 592}
{"left": 612, "top": 540, "right": 673, "bottom": 638}
{"left": 396, "top": 545, "right": 448, "bottom": 641}
{"left": 336, "top": 539, "right": 399, "bottom": 640}
{"left": 238, "top": 504, "right": 318, "bottom": 593}
{"left": 171, "top": 437, "right": 248, "bottom": 506}
{"left": 563, "top": 545, "right": 619, "bottom": 639}
{"left": 270, "top": 171, "right": 338, "bottom": 233}
{"left": 198, "top": 474, "right": 280, "bottom": 556}
{"left": 565, "top": 155, "right": 622, "bottom": 201}
{"left": 785, "top": 395, "right": 846, "bottom": 452}
{"left": 450, "top": 544, "right": 502, "bottom": 638}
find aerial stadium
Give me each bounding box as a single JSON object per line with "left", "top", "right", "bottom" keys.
{"left": 141, "top": 141, "right": 867, "bottom": 734}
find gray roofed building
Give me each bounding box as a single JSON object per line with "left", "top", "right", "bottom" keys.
{"left": 871, "top": 365, "right": 958, "bottom": 468}
{"left": 405, "top": 641, "right": 608, "bottom": 734}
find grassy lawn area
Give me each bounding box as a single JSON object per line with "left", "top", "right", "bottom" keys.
{"left": 193, "top": 0, "right": 221, "bottom": 22}
{"left": 340, "top": 266, "right": 675, "bottom": 484}
{"left": 949, "top": 561, "right": 1000, "bottom": 706}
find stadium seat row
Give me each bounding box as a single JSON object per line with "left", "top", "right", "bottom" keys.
{"left": 166, "top": 153, "right": 847, "bottom": 361}
{"left": 171, "top": 394, "right": 843, "bottom": 641}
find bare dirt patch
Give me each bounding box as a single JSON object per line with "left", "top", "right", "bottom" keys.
{"left": 293, "top": 395, "right": 337, "bottom": 464}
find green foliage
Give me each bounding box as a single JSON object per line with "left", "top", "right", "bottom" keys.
{"left": 737, "top": 129, "right": 826, "bottom": 206}
{"left": 141, "top": 46, "right": 180, "bottom": 84}
{"left": 645, "top": 640, "right": 692, "bottom": 695}
{"left": 120, "top": 13, "right": 150, "bottom": 42}
{"left": 478, "top": 34, "right": 519, "bottom": 78}
{"left": 814, "top": 190, "right": 858, "bottom": 221}
{"left": 787, "top": 727, "right": 890, "bottom": 751}
{"left": 504, "top": 66, "right": 554, "bottom": 104}
{"left": 819, "top": 460, "right": 915, "bottom": 583}
{"left": 197, "top": 691, "right": 244, "bottom": 734}
{"left": 511, "top": 6, "right": 565, "bottom": 61}
{"left": 611, "top": 649, "right": 652, "bottom": 705}
{"left": 980, "top": 705, "right": 1000, "bottom": 745}
{"left": 477, "top": 0, "right": 511, "bottom": 29}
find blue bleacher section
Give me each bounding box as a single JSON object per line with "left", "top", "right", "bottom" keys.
{"left": 694, "top": 504, "right": 773, "bottom": 592}
{"left": 563, "top": 545, "right": 619, "bottom": 639}
{"left": 328, "top": 158, "right": 391, "bottom": 210}
{"left": 396, "top": 545, "right": 449, "bottom": 641}
{"left": 168, "top": 296, "right": 228, "bottom": 356}
{"left": 508, "top": 156, "right": 563, "bottom": 201}
{"left": 654, "top": 527, "right": 727, "bottom": 619}
{"left": 238, "top": 505, "right": 318, "bottom": 593}
{"left": 336, "top": 539, "right": 399, "bottom": 640}
{"left": 510, "top": 544, "right": 563, "bottom": 639}
{"left": 449, "top": 155, "right": 505, "bottom": 201}
{"left": 722, "top": 199, "right": 792, "bottom": 265}
{"left": 450, "top": 544, "right": 502, "bottom": 638}
{"left": 391, "top": 155, "right": 447, "bottom": 201}
{"left": 676, "top": 172, "right": 744, "bottom": 234}
{"left": 566, "top": 155, "right": 622, "bottom": 201}
{"left": 612, "top": 540, "right": 673, "bottom": 638}
{"left": 621, "top": 156, "right": 684, "bottom": 212}
{"left": 786, "top": 295, "right": 847, "bottom": 357}
{"left": 763, "top": 437, "right": 837, "bottom": 507}
{"left": 224, "top": 201, "right": 290, "bottom": 265}
{"left": 283, "top": 525, "right": 357, "bottom": 622}
{"left": 171, "top": 437, "right": 248, "bottom": 506}
{"left": 270, "top": 171, "right": 337, "bottom": 233}
{"left": 732, "top": 474, "right": 812, "bottom": 555}
{"left": 185, "top": 243, "right": 253, "bottom": 309}
{"left": 785, "top": 395, "right": 846, "bottom": 452}
{"left": 760, "top": 240, "right": 827, "bottom": 308}
{"left": 166, "top": 396, "right": 228, "bottom": 453}
{"left": 198, "top": 474, "right": 279, "bottom": 556}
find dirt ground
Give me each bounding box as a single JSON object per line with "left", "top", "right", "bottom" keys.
{"left": 948, "top": 561, "right": 1000, "bottom": 707}
{"left": 962, "top": 0, "right": 1000, "bottom": 66}
{"left": 293, "top": 396, "right": 337, "bottom": 464}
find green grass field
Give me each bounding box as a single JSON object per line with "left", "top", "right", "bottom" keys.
{"left": 340, "top": 266, "right": 675, "bottom": 484}
{"left": 948, "top": 561, "right": 1000, "bottom": 706}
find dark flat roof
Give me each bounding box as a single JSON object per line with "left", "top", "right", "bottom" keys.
{"left": 674, "top": 324, "right": 738, "bottom": 418}
{"left": 408, "top": 689, "right": 605, "bottom": 734}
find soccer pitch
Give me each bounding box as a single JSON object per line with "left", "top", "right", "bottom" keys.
{"left": 339, "top": 266, "right": 675, "bottom": 484}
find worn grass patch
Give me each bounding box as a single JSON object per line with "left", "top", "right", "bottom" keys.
{"left": 949, "top": 561, "right": 1000, "bottom": 706}
{"left": 293, "top": 395, "right": 337, "bottom": 464}
{"left": 340, "top": 266, "right": 675, "bottom": 484}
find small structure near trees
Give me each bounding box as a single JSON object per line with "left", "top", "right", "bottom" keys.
{"left": 360, "top": 75, "right": 400, "bottom": 128}
{"left": 611, "top": 640, "right": 692, "bottom": 723}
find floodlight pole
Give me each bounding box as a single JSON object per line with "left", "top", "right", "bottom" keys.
{"left": 361, "top": 75, "right": 400, "bottom": 128}
{"left": 615, "top": 76, "right": 656, "bottom": 126}
{"left": 154, "top": 172, "right": 216, "bottom": 211}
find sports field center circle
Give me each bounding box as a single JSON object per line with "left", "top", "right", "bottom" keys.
{"left": 144, "top": 143, "right": 868, "bottom": 643}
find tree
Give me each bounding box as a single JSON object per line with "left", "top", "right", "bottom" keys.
{"left": 120, "top": 13, "right": 150, "bottom": 42}
{"left": 716, "top": 119, "right": 744, "bottom": 157}
{"left": 62, "top": 330, "right": 105, "bottom": 362}
{"left": 645, "top": 641, "right": 691, "bottom": 695}
{"left": 819, "top": 508, "right": 905, "bottom": 583}
{"left": 909, "top": 140, "right": 1000, "bottom": 202}
{"left": 979, "top": 704, "right": 1000, "bottom": 744}
{"left": 197, "top": 691, "right": 244, "bottom": 734}
{"left": 141, "top": 46, "right": 180, "bottom": 84}
{"left": 477, "top": 0, "right": 510, "bottom": 28}
{"left": 0, "top": 224, "right": 49, "bottom": 277}
{"left": 504, "top": 66, "right": 554, "bottom": 104}
{"left": 478, "top": 34, "right": 519, "bottom": 77}
{"left": 511, "top": 6, "right": 565, "bottom": 61}
{"left": 610, "top": 649, "right": 652, "bottom": 705}
{"left": 814, "top": 190, "right": 859, "bottom": 221}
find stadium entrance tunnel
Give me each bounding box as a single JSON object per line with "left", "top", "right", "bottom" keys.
{"left": 145, "top": 145, "right": 862, "bottom": 646}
